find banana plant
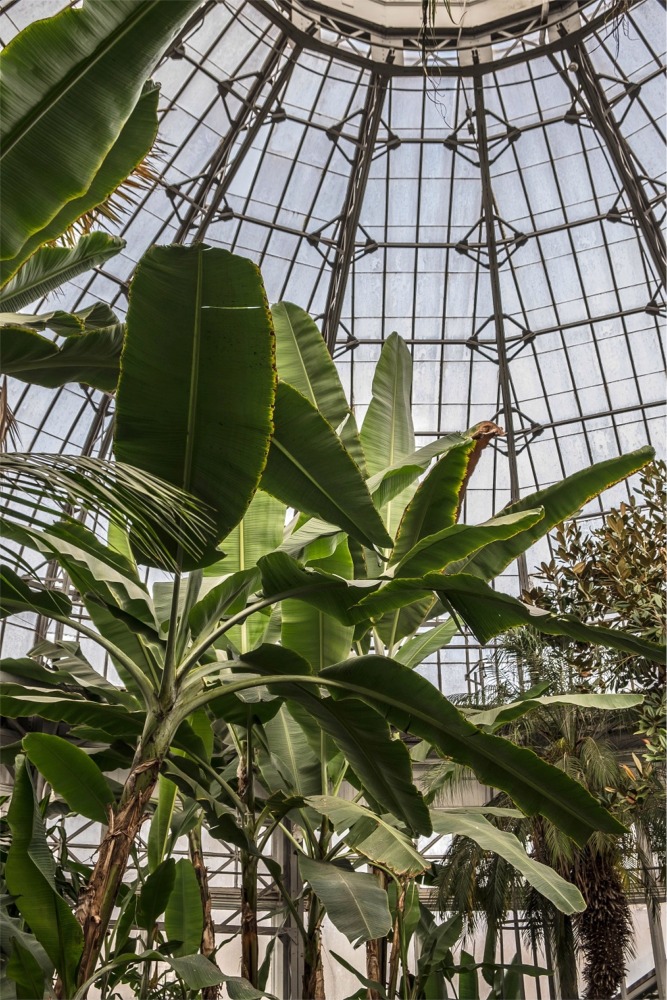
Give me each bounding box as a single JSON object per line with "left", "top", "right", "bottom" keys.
{"left": 2, "top": 266, "right": 663, "bottom": 998}
{"left": 0, "top": 0, "right": 201, "bottom": 388}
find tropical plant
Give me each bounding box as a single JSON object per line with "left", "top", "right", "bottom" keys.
{"left": 431, "top": 631, "right": 666, "bottom": 1000}
{"left": 1, "top": 9, "right": 665, "bottom": 997}
{"left": 3, "top": 280, "right": 663, "bottom": 998}
{"left": 525, "top": 459, "right": 666, "bottom": 763}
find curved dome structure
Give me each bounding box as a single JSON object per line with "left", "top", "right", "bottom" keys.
{"left": 1, "top": 0, "right": 665, "bottom": 675}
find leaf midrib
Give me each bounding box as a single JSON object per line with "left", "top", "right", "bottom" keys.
{"left": 1, "top": 1, "right": 162, "bottom": 161}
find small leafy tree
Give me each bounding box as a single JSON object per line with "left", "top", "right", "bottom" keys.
{"left": 525, "top": 459, "right": 666, "bottom": 762}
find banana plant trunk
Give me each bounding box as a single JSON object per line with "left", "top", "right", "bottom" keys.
{"left": 366, "top": 867, "right": 388, "bottom": 999}
{"left": 190, "top": 821, "right": 218, "bottom": 1000}
{"left": 302, "top": 895, "right": 326, "bottom": 1000}
{"left": 238, "top": 744, "right": 260, "bottom": 986}
{"left": 71, "top": 712, "right": 173, "bottom": 994}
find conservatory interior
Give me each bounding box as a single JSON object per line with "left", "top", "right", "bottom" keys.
{"left": 0, "top": 0, "right": 665, "bottom": 998}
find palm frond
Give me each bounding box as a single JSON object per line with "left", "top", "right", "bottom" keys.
{"left": 0, "top": 452, "right": 214, "bottom": 570}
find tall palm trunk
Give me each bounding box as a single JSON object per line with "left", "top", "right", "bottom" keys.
{"left": 237, "top": 743, "right": 260, "bottom": 986}
{"left": 577, "top": 849, "right": 632, "bottom": 1000}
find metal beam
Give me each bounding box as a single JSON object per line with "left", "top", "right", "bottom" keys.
{"left": 173, "top": 32, "right": 298, "bottom": 243}
{"left": 321, "top": 72, "right": 388, "bottom": 353}
{"left": 556, "top": 34, "right": 666, "bottom": 284}
{"left": 472, "top": 68, "right": 529, "bottom": 591}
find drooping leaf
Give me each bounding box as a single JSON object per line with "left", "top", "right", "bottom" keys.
{"left": 466, "top": 692, "right": 645, "bottom": 730}
{"left": 5, "top": 757, "right": 83, "bottom": 994}
{"left": 451, "top": 446, "right": 655, "bottom": 581}
{"left": 428, "top": 574, "right": 666, "bottom": 663}
{"left": 430, "top": 810, "right": 585, "bottom": 914}
{"left": 164, "top": 858, "right": 203, "bottom": 957}
{"left": 0, "top": 565, "right": 72, "bottom": 620}
{"left": 0, "top": 232, "right": 124, "bottom": 311}
{"left": 238, "top": 645, "right": 431, "bottom": 835}
{"left": 262, "top": 382, "right": 392, "bottom": 551}
{"left": 318, "top": 655, "right": 626, "bottom": 845}
{"left": 0, "top": 323, "right": 124, "bottom": 391}
{"left": 0, "top": 683, "right": 144, "bottom": 738}
{"left": 308, "top": 795, "right": 428, "bottom": 876}
{"left": 258, "top": 551, "right": 379, "bottom": 625}
{"left": 0, "top": 2, "right": 197, "bottom": 271}
{"left": 22, "top": 733, "right": 114, "bottom": 825}
{"left": 299, "top": 856, "right": 392, "bottom": 947}
{"left": 115, "top": 244, "right": 275, "bottom": 567}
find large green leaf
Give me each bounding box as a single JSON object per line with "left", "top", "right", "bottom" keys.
{"left": 258, "top": 551, "right": 379, "bottom": 625}
{"left": 318, "top": 655, "right": 626, "bottom": 845}
{"left": 164, "top": 858, "right": 203, "bottom": 958}
{"left": 299, "top": 857, "right": 392, "bottom": 947}
{"left": 428, "top": 573, "right": 666, "bottom": 662}
{"left": 467, "top": 692, "right": 645, "bottom": 730}
{"left": 393, "top": 619, "right": 458, "bottom": 669}
{"left": 0, "top": 323, "right": 124, "bottom": 391}
{"left": 6, "top": 936, "right": 47, "bottom": 1000}
{"left": 390, "top": 440, "right": 476, "bottom": 565}
{"left": 0, "top": 682, "right": 145, "bottom": 738}
{"left": 360, "top": 333, "right": 414, "bottom": 476}
{"left": 272, "top": 301, "right": 366, "bottom": 470}
{"left": 202, "top": 491, "right": 285, "bottom": 651}
{"left": 5, "top": 757, "right": 83, "bottom": 994}
{"left": 0, "top": 2, "right": 197, "bottom": 268}
{"left": 452, "top": 447, "right": 655, "bottom": 581}
{"left": 0, "top": 232, "right": 124, "bottom": 311}
{"left": 137, "top": 859, "right": 176, "bottom": 931}
{"left": 22, "top": 733, "right": 114, "bottom": 825}
{"left": 282, "top": 541, "right": 355, "bottom": 671}
{"left": 308, "top": 796, "right": 428, "bottom": 876}
{"left": 262, "top": 382, "right": 392, "bottom": 551}
{"left": 272, "top": 301, "right": 348, "bottom": 431}
{"left": 0, "top": 565, "right": 72, "bottom": 620}
{"left": 430, "top": 810, "right": 585, "bottom": 914}
{"left": 239, "top": 645, "right": 431, "bottom": 835}
{"left": 147, "top": 775, "right": 178, "bottom": 872}
{"left": 2, "top": 646, "right": 136, "bottom": 709}
{"left": 115, "top": 244, "right": 275, "bottom": 566}
{"left": 260, "top": 704, "right": 322, "bottom": 797}
{"left": 360, "top": 332, "right": 416, "bottom": 538}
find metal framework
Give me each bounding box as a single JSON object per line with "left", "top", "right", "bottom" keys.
{"left": 0, "top": 0, "right": 665, "bottom": 993}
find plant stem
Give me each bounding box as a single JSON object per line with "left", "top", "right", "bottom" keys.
{"left": 71, "top": 712, "right": 175, "bottom": 996}
{"left": 189, "top": 818, "right": 219, "bottom": 1000}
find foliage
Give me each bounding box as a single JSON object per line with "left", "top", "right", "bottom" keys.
{"left": 526, "top": 459, "right": 666, "bottom": 762}
{"left": 0, "top": 5, "right": 663, "bottom": 999}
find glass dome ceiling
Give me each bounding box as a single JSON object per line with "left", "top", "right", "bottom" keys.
{"left": 2, "top": 0, "right": 665, "bottom": 605}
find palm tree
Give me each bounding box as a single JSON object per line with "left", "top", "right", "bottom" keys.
{"left": 430, "top": 629, "right": 665, "bottom": 1000}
